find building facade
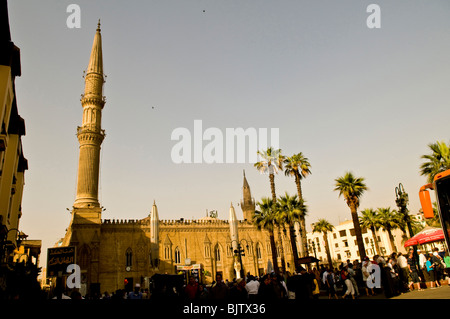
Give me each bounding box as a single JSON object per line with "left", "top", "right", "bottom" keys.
{"left": 0, "top": 1, "right": 42, "bottom": 300}
{"left": 306, "top": 219, "right": 409, "bottom": 265}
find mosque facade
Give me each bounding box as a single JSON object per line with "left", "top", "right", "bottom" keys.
{"left": 60, "top": 23, "right": 297, "bottom": 296}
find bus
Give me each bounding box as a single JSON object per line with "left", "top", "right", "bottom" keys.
{"left": 419, "top": 169, "right": 450, "bottom": 249}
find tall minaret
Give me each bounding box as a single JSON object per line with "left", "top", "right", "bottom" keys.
{"left": 229, "top": 203, "right": 242, "bottom": 279}
{"left": 240, "top": 170, "right": 255, "bottom": 221}
{"left": 73, "top": 21, "right": 106, "bottom": 210}
{"left": 150, "top": 200, "right": 159, "bottom": 268}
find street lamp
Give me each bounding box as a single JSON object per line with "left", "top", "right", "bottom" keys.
{"left": 230, "top": 239, "right": 249, "bottom": 278}
{"left": 0, "top": 228, "right": 27, "bottom": 264}
{"left": 395, "top": 183, "right": 419, "bottom": 265}
{"left": 395, "top": 183, "right": 414, "bottom": 237}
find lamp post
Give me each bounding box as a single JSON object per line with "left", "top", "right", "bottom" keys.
{"left": 230, "top": 239, "right": 249, "bottom": 279}
{"left": 395, "top": 183, "right": 414, "bottom": 237}
{"left": 0, "top": 228, "right": 26, "bottom": 264}
{"left": 395, "top": 183, "right": 419, "bottom": 266}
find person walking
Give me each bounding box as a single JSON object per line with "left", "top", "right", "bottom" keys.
{"left": 361, "top": 257, "right": 375, "bottom": 296}
{"left": 128, "top": 284, "right": 143, "bottom": 299}
{"left": 184, "top": 276, "right": 200, "bottom": 300}
{"left": 397, "top": 252, "right": 409, "bottom": 292}
{"left": 341, "top": 267, "right": 355, "bottom": 299}
{"left": 229, "top": 278, "right": 248, "bottom": 302}
{"left": 258, "top": 274, "right": 277, "bottom": 302}
{"left": 432, "top": 248, "right": 444, "bottom": 285}
{"left": 426, "top": 253, "right": 441, "bottom": 288}
{"left": 245, "top": 275, "right": 260, "bottom": 301}
{"left": 443, "top": 251, "right": 450, "bottom": 286}
{"left": 417, "top": 249, "right": 428, "bottom": 284}
{"left": 210, "top": 273, "right": 229, "bottom": 300}
{"left": 407, "top": 250, "right": 423, "bottom": 291}
{"left": 323, "top": 268, "right": 338, "bottom": 299}
{"left": 347, "top": 263, "right": 360, "bottom": 297}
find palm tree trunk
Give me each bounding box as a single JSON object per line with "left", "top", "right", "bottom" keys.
{"left": 323, "top": 232, "right": 333, "bottom": 269}
{"left": 387, "top": 229, "right": 397, "bottom": 253}
{"left": 371, "top": 227, "right": 380, "bottom": 255}
{"left": 294, "top": 173, "right": 308, "bottom": 257}
{"left": 371, "top": 227, "right": 381, "bottom": 255}
{"left": 268, "top": 172, "right": 286, "bottom": 273}
{"left": 277, "top": 226, "right": 286, "bottom": 274}
{"left": 349, "top": 202, "right": 366, "bottom": 260}
{"left": 269, "top": 173, "right": 276, "bottom": 203}
{"left": 289, "top": 225, "right": 300, "bottom": 269}
{"left": 268, "top": 230, "right": 279, "bottom": 274}
{"left": 300, "top": 218, "right": 307, "bottom": 257}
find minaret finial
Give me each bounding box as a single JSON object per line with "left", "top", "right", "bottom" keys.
{"left": 97, "top": 19, "right": 101, "bottom": 31}
{"left": 243, "top": 169, "right": 245, "bottom": 177}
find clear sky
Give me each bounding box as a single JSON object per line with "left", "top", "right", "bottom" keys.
{"left": 7, "top": 1, "right": 450, "bottom": 265}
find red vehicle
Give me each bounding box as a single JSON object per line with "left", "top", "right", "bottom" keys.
{"left": 419, "top": 169, "right": 450, "bottom": 249}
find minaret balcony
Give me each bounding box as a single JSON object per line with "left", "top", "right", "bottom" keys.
{"left": 76, "top": 126, "right": 105, "bottom": 143}
{"left": 80, "top": 95, "right": 106, "bottom": 108}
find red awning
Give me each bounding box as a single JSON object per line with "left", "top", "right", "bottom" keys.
{"left": 404, "top": 227, "right": 444, "bottom": 247}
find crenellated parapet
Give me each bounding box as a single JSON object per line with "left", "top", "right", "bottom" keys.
{"left": 102, "top": 218, "right": 149, "bottom": 225}
{"left": 160, "top": 219, "right": 229, "bottom": 226}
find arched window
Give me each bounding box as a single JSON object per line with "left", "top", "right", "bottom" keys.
{"left": 256, "top": 244, "right": 262, "bottom": 260}
{"left": 215, "top": 246, "right": 221, "bottom": 261}
{"left": 174, "top": 247, "right": 181, "bottom": 264}
{"left": 164, "top": 246, "right": 171, "bottom": 260}
{"left": 226, "top": 244, "right": 232, "bottom": 257}
{"left": 126, "top": 248, "right": 132, "bottom": 267}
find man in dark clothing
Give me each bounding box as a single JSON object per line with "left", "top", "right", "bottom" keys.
{"left": 257, "top": 274, "right": 277, "bottom": 302}
{"left": 210, "top": 274, "right": 229, "bottom": 300}
{"left": 287, "top": 267, "right": 313, "bottom": 300}
{"left": 229, "top": 278, "right": 248, "bottom": 302}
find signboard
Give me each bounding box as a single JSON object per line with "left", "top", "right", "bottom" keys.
{"left": 176, "top": 264, "right": 202, "bottom": 271}
{"left": 47, "top": 246, "right": 76, "bottom": 277}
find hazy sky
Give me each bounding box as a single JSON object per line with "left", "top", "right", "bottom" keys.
{"left": 7, "top": 1, "right": 450, "bottom": 264}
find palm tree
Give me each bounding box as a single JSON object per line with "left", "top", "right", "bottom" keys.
{"left": 334, "top": 172, "right": 368, "bottom": 260}
{"left": 284, "top": 152, "right": 311, "bottom": 257}
{"left": 253, "top": 197, "right": 279, "bottom": 274}
{"left": 312, "top": 219, "right": 334, "bottom": 268}
{"left": 420, "top": 141, "right": 450, "bottom": 183}
{"left": 377, "top": 207, "right": 401, "bottom": 253}
{"left": 278, "top": 193, "right": 307, "bottom": 269}
{"left": 255, "top": 147, "right": 286, "bottom": 273}
{"left": 359, "top": 208, "right": 381, "bottom": 255}
{"left": 255, "top": 147, "right": 284, "bottom": 203}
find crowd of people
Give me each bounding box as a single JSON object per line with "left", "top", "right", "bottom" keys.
{"left": 173, "top": 247, "right": 450, "bottom": 301}
{"left": 51, "top": 247, "right": 450, "bottom": 301}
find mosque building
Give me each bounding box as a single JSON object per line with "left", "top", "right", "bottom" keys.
{"left": 60, "top": 23, "right": 296, "bottom": 296}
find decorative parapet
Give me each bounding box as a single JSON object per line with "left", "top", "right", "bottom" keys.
{"left": 159, "top": 219, "right": 229, "bottom": 226}
{"left": 102, "top": 218, "right": 149, "bottom": 225}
